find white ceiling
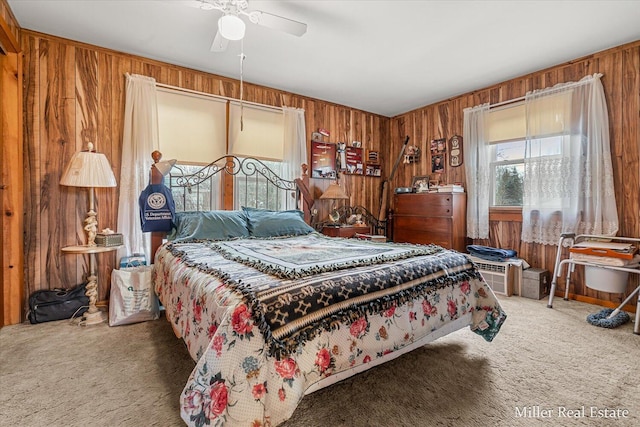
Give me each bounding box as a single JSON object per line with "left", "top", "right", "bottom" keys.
{"left": 8, "top": 0, "right": 640, "bottom": 117}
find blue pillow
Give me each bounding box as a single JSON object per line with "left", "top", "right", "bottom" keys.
{"left": 242, "top": 206, "right": 314, "bottom": 237}
{"left": 169, "top": 210, "right": 250, "bottom": 241}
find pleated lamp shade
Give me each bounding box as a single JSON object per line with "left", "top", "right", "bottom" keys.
{"left": 60, "top": 142, "right": 117, "bottom": 188}
{"left": 319, "top": 183, "right": 349, "bottom": 200}
{"left": 153, "top": 159, "right": 177, "bottom": 177}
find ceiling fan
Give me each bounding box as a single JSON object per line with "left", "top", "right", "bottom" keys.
{"left": 187, "top": 0, "right": 308, "bottom": 52}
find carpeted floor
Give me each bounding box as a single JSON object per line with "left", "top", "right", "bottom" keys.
{"left": 0, "top": 296, "right": 638, "bottom": 427}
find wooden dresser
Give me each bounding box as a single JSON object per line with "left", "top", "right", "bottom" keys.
{"left": 392, "top": 192, "right": 467, "bottom": 252}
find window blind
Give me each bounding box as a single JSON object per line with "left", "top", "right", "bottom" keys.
{"left": 157, "top": 88, "right": 227, "bottom": 163}
{"left": 487, "top": 90, "right": 573, "bottom": 144}
{"left": 229, "top": 102, "right": 284, "bottom": 161}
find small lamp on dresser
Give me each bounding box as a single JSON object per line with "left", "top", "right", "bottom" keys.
{"left": 60, "top": 141, "right": 118, "bottom": 325}
{"left": 319, "top": 181, "right": 349, "bottom": 223}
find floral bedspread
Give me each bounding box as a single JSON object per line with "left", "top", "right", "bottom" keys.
{"left": 154, "top": 236, "right": 507, "bottom": 427}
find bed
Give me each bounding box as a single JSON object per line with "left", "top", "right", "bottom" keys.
{"left": 149, "top": 153, "right": 507, "bottom": 427}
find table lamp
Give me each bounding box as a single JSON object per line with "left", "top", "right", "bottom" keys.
{"left": 60, "top": 142, "right": 117, "bottom": 326}
{"left": 60, "top": 142, "right": 117, "bottom": 246}
{"left": 319, "top": 182, "right": 349, "bottom": 223}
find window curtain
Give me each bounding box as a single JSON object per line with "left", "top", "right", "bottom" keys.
{"left": 521, "top": 73, "right": 618, "bottom": 245}
{"left": 282, "top": 107, "right": 307, "bottom": 180}
{"left": 282, "top": 107, "right": 307, "bottom": 209}
{"left": 463, "top": 103, "right": 491, "bottom": 239}
{"left": 117, "top": 74, "right": 159, "bottom": 263}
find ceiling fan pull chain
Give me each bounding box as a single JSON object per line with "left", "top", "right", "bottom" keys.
{"left": 239, "top": 41, "right": 245, "bottom": 131}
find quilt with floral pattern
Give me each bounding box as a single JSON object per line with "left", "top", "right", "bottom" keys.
{"left": 154, "top": 234, "right": 507, "bottom": 427}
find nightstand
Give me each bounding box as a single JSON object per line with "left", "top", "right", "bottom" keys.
{"left": 321, "top": 225, "right": 370, "bottom": 238}
{"left": 61, "top": 245, "right": 121, "bottom": 325}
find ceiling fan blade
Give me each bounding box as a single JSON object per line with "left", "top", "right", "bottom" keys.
{"left": 252, "top": 11, "right": 307, "bottom": 37}
{"left": 183, "top": 0, "right": 217, "bottom": 10}
{"left": 211, "top": 30, "right": 229, "bottom": 52}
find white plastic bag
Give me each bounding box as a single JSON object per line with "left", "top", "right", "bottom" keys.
{"left": 109, "top": 265, "right": 160, "bottom": 326}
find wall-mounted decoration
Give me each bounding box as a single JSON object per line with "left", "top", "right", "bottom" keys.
{"left": 311, "top": 132, "right": 324, "bottom": 142}
{"left": 431, "top": 154, "right": 445, "bottom": 174}
{"left": 448, "top": 135, "right": 463, "bottom": 167}
{"left": 403, "top": 144, "right": 421, "bottom": 164}
{"left": 365, "top": 164, "right": 382, "bottom": 177}
{"left": 337, "top": 142, "right": 347, "bottom": 171}
{"left": 344, "top": 146, "right": 364, "bottom": 175}
{"left": 430, "top": 138, "right": 446, "bottom": 155}
{"left": 311, "top": 141, "right": 337, "bottom": 179}
{"left": 351, "top": 140, "right": 362, "bottom": 148}
{"left": 411, "top": 175, "right": 430, "bottom": 193}
{"left": 367, "top": 150, "right": 379, "bottom": 164}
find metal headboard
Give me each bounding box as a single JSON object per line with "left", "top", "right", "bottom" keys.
{"left": 314, "top": 205, "right": 387, "bottom": 236}
{"left": 167, "top": 155, "right": 301, "bottom": 212}
{"left": 149, "top": 151, "right": 314, "bottom": 259}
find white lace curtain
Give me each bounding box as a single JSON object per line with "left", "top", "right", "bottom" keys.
{"left": 463, "top": 74, "right": 618, "bottom": 244}
{"left": 117, "top": 74, "right": 158, "bottom": 263}
{"left": 521, "top": 73, "right": 618, "bottom": 244}
{"left": 463, "top": 103, "right": 491, "bottom": 239}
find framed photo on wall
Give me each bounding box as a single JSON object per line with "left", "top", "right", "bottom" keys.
{"left": 365, "top": 164, "right": 381, "bottom": 177}
{"left": 432, "top": 154, "right": 445, "bottom": 174}
{"left": 311, "top": 141, "right": 337, "bottom": 179}
{"left": 430, "top": 138, "right": 446, "bottom": 155}
{"left": 344, "top": 146, "right": 364, "bottom": 175}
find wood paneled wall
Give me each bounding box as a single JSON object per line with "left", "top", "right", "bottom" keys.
{"left": 20, "top": 30, "right": 390, "bottom": 309}
{"left": 390, "top": 40, "right": 640, "bottom": 305}
{"left": 1, "top": 0, "right": 23, "bottom": 326}
{"left": 0, "top": 0, "right": 19, "bottom": 47}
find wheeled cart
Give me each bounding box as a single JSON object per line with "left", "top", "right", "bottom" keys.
{"left": 547, "top": 233, "right": 640, "bottom": 335}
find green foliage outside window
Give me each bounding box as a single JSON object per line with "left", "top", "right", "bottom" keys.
{"left": 494, "top": 165, "right": 524, "bottom": 206}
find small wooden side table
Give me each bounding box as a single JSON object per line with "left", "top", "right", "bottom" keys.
{"left": 61, "top": 245, "right": 121, "bottom": 325}
{"left": 321, "top": 225, "right": 370, "bottom": 238}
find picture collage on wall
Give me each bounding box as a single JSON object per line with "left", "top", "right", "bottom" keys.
{"left": 311, "top": 139, "right": 381, "bottom": 179}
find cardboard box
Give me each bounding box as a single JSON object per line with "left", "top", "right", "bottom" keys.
{"left": 522, "top": 268, "right": 550, "bottom": 299}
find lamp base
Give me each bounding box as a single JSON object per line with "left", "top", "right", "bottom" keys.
{"left": 82, "top": 310, "right": 107, "bottom": 326}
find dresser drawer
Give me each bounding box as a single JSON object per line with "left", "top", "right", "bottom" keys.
{"left": 395, "top": 193, "right": 453, "bottom": 216}
{"left": 393, "top": 217, "right": 452, "bottom": 246}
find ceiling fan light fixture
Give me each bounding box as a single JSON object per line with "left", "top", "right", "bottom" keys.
{"left": 218, "top": 14, "right": 246, "bottom": 40}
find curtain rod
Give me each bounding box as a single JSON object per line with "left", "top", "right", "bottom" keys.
{"left": 154, "top": 82, "right": 284, "bottom": 112}
{"left": 488, "top": 73, "right": 601, "bottom": 110}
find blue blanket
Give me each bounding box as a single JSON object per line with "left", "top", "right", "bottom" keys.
{"left": 467, "top": 244, "right": 517, "bottom": 262}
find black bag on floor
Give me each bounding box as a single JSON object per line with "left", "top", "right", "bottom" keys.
{"left": 28, "top": 283, "right": 89, "bottom": 324}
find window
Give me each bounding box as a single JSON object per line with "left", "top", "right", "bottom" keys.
{"left": 157, "top": 89, "right": 288, "bottom": 212}
{"left": 229, "top": 102, "right": 284, "bottom": 161}
{"left": 490, "top": 136, "right": 563, "bottom": 207}
{"left": 168, "top": 164, "right": 222, "bottom": 212}
{"left": 491, "top": 140, "right": 524, "bottom": 206}
{"left": 233, "top": 159, "right": 288, "bottom": 210}
{"left": 156, "top": 89, "right": 227, "bottom": 163}
{"left": 487, "top": 97, "right": 568, "bottom": 207}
